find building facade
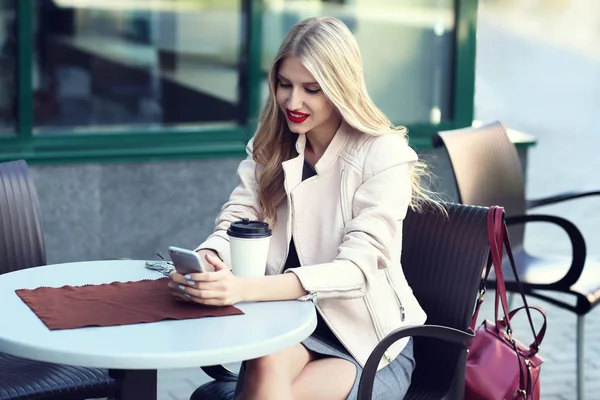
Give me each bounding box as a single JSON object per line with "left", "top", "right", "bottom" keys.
{"left": 0, "top": 0, "right": 494, "bottom": 263}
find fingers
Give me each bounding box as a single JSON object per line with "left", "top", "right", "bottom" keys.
{"left": 170, "top": 272, "right": 199, "bottom": 287}
{"left": 197, "top": 248, "right": 219, "bottom": 259}
{"left": 169, "top": 287, "right": 229, "bottom": 306}
{"left": 186, "top": 271, "right": 228, "bottom": 283}
{"left": 191, "top": 298, "right": 229, "bottom": 306}
{"left": 171, "top": 291, "right": 191, "bottom": 302}
{"left": 168, "top": 281, "right": 225, "bottom": 301}
{"left": 204, "top": 253, "right": 228, "bottom": 271}
{"left": 170, "top": 270, "right": 220, "bottom": 285}
{"left": 167, "top": 267, "right": 236, "bottom": 306}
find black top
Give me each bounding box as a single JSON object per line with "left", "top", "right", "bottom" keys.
{"left": 283, "top": 161, "right": 343, "bottom": 347}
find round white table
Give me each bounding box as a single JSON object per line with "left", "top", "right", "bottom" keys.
{"left": 0, "top": 260, "right": 317, "bottom": 399}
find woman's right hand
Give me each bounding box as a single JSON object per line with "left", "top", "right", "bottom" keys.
{"left": 196, "top": 248, "right": 220, "bottom": 272}
{"left": 168, "top": 248, "right": 221, "bottom": 303}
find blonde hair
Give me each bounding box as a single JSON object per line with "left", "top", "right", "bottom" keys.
{"left": 253, "top": 16, "right": 436, "bottom": 226}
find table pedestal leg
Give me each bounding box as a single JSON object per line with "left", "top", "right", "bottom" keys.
{"left": 110, "top": 369, "right": 157, "bottom": 400}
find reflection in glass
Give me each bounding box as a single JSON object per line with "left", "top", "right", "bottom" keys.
{"left": 262, "top": 0, "right": 455, "bottom": 125}
{"left": 34, "top": 0, "right": 243, "bottom": 133}
{"left": 0, "top": 0, "right": 16, "bottom": 135}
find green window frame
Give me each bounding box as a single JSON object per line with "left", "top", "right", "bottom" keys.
{"left": 1, "top": 0, "right": 478, "bottom": 165}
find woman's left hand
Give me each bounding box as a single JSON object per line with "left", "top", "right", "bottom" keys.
{"left": 168, "top": 253, "right": 244, "bottom": 306}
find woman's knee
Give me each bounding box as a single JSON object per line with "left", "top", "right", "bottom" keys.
{"left": 245, "top": 343, "right": 312, "bottom": 382}
{"left": 245, "top": 354, "right": 281, "bottom": 378}
{"left": 292, "top": 357, "right": 357, "bottom": 400}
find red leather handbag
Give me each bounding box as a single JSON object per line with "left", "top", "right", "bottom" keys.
{"left": 465, "top": 206, "right": 547, "bottom": 399}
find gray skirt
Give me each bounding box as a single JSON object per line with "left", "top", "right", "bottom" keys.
{"left": 234, "top": 335, "right": 415, "bottom": 400}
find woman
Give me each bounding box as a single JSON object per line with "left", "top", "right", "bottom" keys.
{"left": 169, "top": 16, "right": 433, "bottom": 400}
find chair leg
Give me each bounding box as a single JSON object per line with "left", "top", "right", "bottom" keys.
{"left": 577, "top": 315, "right": 585, "bottom": 400}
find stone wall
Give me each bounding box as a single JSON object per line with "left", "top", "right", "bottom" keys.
{"left": 32, "top": 145, "right": 528, "bottom": 265}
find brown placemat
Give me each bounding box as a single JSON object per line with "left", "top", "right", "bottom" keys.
{"left": 15, "top": 277, "right": 244, "bottom": 330}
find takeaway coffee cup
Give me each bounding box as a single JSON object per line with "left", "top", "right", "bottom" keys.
{"left": 227, "top": 218, "right": 272, "bottom": 277}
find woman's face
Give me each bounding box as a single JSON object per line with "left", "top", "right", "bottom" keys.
{"left": 275, "top": 56, "right": 340, "bottom": 137}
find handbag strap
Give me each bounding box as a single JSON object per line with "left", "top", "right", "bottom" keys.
{"left": 469, "top": 208, "right": 500, "bottom": 330}
{"left": 498, "top": 305, "right": 547, "bottom": 357}
{"left": 470, "top": 207, "right": 544, "bottom": 397}
{"left": 470, "top": 207, "right": 510, "bottom": 328}
{"left": 489, "top": 207, "right": 531, "bottom": 396}
{"left": 490, "top": 207, "right": 511, "bottom": 327}
{"left": 469, "top": 257, "right": 492, "bottom": 329}
{"left": 499, "top": 220, "right": 545, "bottom": 352}
{"left": 471, "top": 207, "right": 543, "bottom": 349}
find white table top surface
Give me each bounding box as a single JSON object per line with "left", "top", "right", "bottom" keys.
{"left": 0, "top": 260, "right": 316, "bottom": 370}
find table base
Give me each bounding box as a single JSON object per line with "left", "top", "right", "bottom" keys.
{"left": 110, "top": 369, "right": 157, "bottom": 400}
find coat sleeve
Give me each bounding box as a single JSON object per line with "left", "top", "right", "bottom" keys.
{"left": 286, "top": 133, "right": 417, "bottom": 299}
{"left": 195, "top": 137, "right": 262, "bottom": 268}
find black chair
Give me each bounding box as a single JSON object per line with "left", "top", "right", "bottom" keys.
{"left": 0, "top": 160, "right": 120, "bottom": 400}
{"left": 434, "top": 121, "right": 600, "bottom": 400}
{"left": 191, "top": 202, "right": 492, "bottom": 400}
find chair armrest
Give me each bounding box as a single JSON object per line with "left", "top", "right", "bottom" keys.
{"left": 505, "top": 214, "right": 586, "bottom": 289}
{"left": 527, "top": 190, "right": 600, "bottom": 209}
{"left": 200, "top": 365, "right": 238, "bottom": 382}
{"left": 357, "top": 325, "right": 474, "bottom": 400}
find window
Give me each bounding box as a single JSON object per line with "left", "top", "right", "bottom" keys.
{"left": 34, "top": 0, "right": 244, "bottom": 133}
{"left": 0, "top": 0, "right": 16, "bottom": 135}
{"left": 0, "top": 0, "right": 477, "bottom": 163}
{"left": 262, "top": 0, "right": 456, "bottom": 125}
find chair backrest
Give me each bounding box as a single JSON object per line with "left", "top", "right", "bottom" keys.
{"left": 434, "top": 121, "right": 527, "bottom": 248}
{"left": 401, "top": 202, "right": 489, "bottom": 397}
{"left": 0, "top": 160, "right": 46, "bottom": 274}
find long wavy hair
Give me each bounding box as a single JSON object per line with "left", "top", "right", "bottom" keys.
{"left": 253, "top": 16, "right": 434, "bottom": 226}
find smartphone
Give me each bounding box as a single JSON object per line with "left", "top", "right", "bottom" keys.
{"left": 168, "top": 246, "right": 207, "bottom": 275}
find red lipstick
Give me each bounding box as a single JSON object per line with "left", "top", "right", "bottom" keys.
{"left": 286, "top": 109, "right": 309, "bottom": 124}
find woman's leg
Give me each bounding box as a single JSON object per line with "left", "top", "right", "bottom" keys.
{"left": 292, "top": 357, "right": 357, "bottom": 400}
{"left": 239, "top": 343, "right": 357, "bottom": 400}
{"left": 239, "top": 342, "right": 314, "bottom": 400}
{"left": 241, "top": 339, "right": 414, "bottom": 400}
